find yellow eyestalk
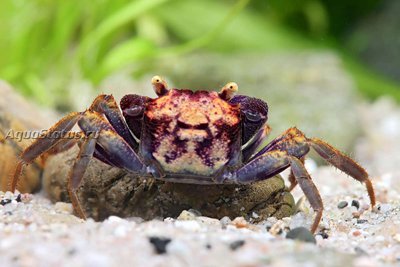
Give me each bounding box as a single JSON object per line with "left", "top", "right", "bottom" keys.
{"left": 151, "top": 75, "right": 169, "bottom": 96}
{"left": 218, "top": 82, "right": 238, "bottom": 101}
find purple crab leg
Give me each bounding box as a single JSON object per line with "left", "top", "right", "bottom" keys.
{"left": 77, "top": 111, "right": 147, "bottom": 174}
{"left": 223, "top": 127, "right": 376, "bottom": 233}
{"left": 225, "top": 149, "right": 323, "bottom": 233}
{"left": 242, "top": 124, "right": 270, "bottom": 162}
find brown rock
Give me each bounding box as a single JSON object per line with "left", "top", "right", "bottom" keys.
{"left": 43, "top": 146, "right": 295, "bottom": 221}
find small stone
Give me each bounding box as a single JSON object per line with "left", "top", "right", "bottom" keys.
{"left": 352, "top": 230, "right": 362, "bottom": 237}
{"left": 54, "top": 202, "right": 73, "bottom": 214}
{"left": 317, "top": 231, "right": 329, "bottom": 239}
{"left": 378, "top": 204, "right": 392, "bottom": 213}
{"left": 177, "top": 210, "right": 197, "bottom": 221}
{"left": 269, "top": 221, "right": 285, "bottom": 236}
{"left": 357, "top": 219, "right": 368, "bottom": 224}
{"left": 148, "top": 237, "right": 171, "bottom": 255}
{"left": 286, "top": 227, "right": 316, "bottom": 244}
{"left": 0, "top": 199, "right": 11, "bottom": 206}
{"left": 175, "top": 220, "right": 201, "bottom": 231}
{"left": 20, "top": 193, "right": 33, "bottom": 203}
{"left": 393, "top": 233, "right": 400, "bottom": 243}
{"left": 187, "top": 209, "right": 201, "bottom": 216}
{"left": 351, "top": 200, "right": 360, "bottom": 210}
{"left": 196, "top": 216, "right": 220, "bottom": 226}
{"left": 4, "top": 191, "right": 13, "bottom": 199}
{"left": 354, "top": 246, "right": 368, "bottom": 256}
{"left": 337, "top": 201, "right": 348, "bottom": 209}
{"left": 231, "top": 217, "right": 248, "bottom": 228}
{"left": 352, "top": 211, "right": 361, "bottom": 218}
{"left": 361, "top": 204, "right": 370, "bottom": 210}
{"left": 220, "top": 216, "right": 231, "bottom": 228}
{"left": 107, "top": 216, "right": 123, "bottom": 223}
{"left": 229, "top": 240, "right": 245, "bottom": 251}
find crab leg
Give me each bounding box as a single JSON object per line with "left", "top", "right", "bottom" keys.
{"left": 309, "top": 138, "right": 375, "bottom": 206}
{"left": 224, "top": 127, "right": 375, "bottom": 233}
{"left": 287, "top": 157, "right": 304, "bottom": 191}
{"left": 77, "top": 111, "right": 147, "bottom": 173}
{"left": 289, "top": 157, "right": 323, "bottom": 233}
{"left": 68, "top": 133, "right": 97, "bottom": 219}
{"left": 89, "top": 94, "right": 139, "bottom": 150}
{"left": 226, "top": 150, "right": 323, "bottom": 233}
{"left": 45, "top": 132, "right": 85, "bottom": 155}
{"left": 11, "top": 112, "right": 82, "bottom": 191}
{"left": 242, "top": 124, "right": 271, "bottom": 162}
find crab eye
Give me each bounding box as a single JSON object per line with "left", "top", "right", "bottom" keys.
{"left": 244, "top": 111, "right": 263, "bottom": 122}
{"left": 123, "top": 106, "right": 143, "bottom": 117}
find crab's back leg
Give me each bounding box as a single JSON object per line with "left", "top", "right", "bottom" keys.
{"left": 309, "top": 138, "right": 375, "bottom": 206}
{"left": 250, "top": 127, "right": 375, "bottom": 207}
{"left": 226, "top": 149, "right": 323, "bottom": 233}
{"left": 289, "top": 157, "right": 323, "bottom": 233}
{"left": 68, "top": 133, "right": 97, "bottom": 219}
{"left": 11, "top": 112, "right": 82, "bottom": 191}
{"left": 223, "top": 127, "right": 375, "bottom": 233}
{"left": 287, "top": 157, "right": 304, "bottom": 191}
{"left": 89, "top": 94, "right": 139, "bottom": 150}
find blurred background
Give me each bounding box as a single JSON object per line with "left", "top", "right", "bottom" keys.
{"left": 1, "top": 0, "right": 400, "bottom": 175}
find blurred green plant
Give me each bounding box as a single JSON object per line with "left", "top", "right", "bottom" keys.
{"left": 0, "top": 0, "right": 399, "bottom": 107}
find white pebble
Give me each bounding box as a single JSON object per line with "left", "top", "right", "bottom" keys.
{"left": 54, "top": 202, "right": 73, "bottom": 214}
{"left": 175, "top": 220, "right": 201, "bottom": 231}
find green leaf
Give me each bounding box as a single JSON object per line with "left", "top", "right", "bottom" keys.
{"left": 78, "top": 0, "right": 169, "bottom": 72}
{"left": 96, "top": 37, "right": 156, "bottom": 81}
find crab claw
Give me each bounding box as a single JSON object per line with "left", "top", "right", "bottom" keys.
{"left": 218, "top": 82, "right": 238, "bottom": 101}
{"left": 152, "top": 75, "right": 169, "bottom": 96}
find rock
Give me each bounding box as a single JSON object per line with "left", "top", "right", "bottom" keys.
{"left": 286, "top": 227, "right": 316, "bottom": 244}
{"left": 351, "top": 200, "right": 360, "bottom": 210}
{"left": 177, "top": 210, "right": 198, "bottom": 221}
{"left": 229, "top": 240, "right": 245, "bottom": 251}
{"left": 42, "top": 147, "right": 295, "bottom": 221}
{"left": 337, "top": 201, "right": 348, "bottom": 209}
{"left": 148, "top": 236, "right": 171, "bottom": 254}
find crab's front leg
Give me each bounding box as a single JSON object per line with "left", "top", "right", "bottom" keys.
{"left": 242, "top": 124, "right": 271, "bottom": 162}
{"left": 222, "top": 127, "right": 376, "bottom": 233}
{"left": 11, "top": 109, "right": 151, "bottom": 218}
{"left": 89, "top": 94, "right": 139, "bottom": 150}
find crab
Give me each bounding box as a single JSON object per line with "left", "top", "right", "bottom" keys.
{"left": 11, "top": 76, "right": 375, "bottom": 233}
